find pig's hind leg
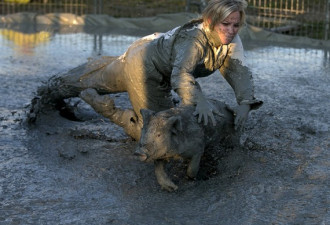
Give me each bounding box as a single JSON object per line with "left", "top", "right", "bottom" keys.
{"left": 154, "top": 160, "right": 178, "bottom": 191}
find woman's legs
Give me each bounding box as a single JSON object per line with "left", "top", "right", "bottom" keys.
{"left": 78, "top": 56, "right": 174, "bottom": 140}
{"left": 30, "top": 36, "right": 173, "bottom": 140}
{"left": 35, "top": 56, "right": 120, "bottom": 106}
{"left": 77, "top": 56, "right": 127, "bottom": 94}
{"left": 28, "top": 56, "right": 129, "bottom": 123}
{"left": 76, "top": 57, "right": 144, "bottom": 140}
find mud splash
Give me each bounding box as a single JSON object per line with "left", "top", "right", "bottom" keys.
{"left": 0, "top": 28, "right": 329, "bottom": 224}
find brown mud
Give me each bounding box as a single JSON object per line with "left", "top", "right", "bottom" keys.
{"left": 0, "top": 27, "right": 329, "bottom": 224}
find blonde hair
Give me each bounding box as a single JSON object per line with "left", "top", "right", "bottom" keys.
{"left": 202, "top": 0, "right": 248, "bottom": 30}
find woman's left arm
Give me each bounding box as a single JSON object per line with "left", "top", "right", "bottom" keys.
{"left": 220, "top": 35, "right": 263, "bottom": 130}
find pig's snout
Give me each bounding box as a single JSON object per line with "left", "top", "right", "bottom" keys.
{"left": 134, "top": 148, "right": 148, "bottom": 161}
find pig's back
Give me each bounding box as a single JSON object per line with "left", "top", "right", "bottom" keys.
{"left": 203, "top": 100, "right": 235, "bottom": 147}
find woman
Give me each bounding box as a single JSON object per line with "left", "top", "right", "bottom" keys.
{"left": 32, "top": 0, "right": 262, "bottom": 140}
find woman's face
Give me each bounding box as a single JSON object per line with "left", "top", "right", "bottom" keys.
{"left": 214, "top": 11, "right": 241, "bottom": 44}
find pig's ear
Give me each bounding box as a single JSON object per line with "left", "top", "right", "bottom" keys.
{"left": 168, "top": 116, "right": 183, "bottom": 135}
{"left": 140, "top": 108, "right": 155, "bottom": 124}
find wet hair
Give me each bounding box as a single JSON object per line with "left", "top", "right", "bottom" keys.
{"left": 202, "top": 0, "right": 247, "bottom": 30}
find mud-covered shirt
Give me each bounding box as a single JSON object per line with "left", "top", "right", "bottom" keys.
{"left": 148, "top": 20, "right": 261, "bottom": 108}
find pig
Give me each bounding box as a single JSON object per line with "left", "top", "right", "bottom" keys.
{"left": 134, "top": 99, "right": 237, "bottom": 191}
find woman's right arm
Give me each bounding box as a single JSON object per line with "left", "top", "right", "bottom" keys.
{"left": 171, "top": 34, "right": 220, "bottom": 126}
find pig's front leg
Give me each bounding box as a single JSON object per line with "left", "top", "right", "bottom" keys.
{"left": 186, "top": 153, "right": 202, "bottom": 179}
{"left": 154, "top": 160, "right": 178, "bottom": 192}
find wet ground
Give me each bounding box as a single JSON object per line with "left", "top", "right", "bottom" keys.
{"left": 0, "top": 27, "right": 329, "bottom": 225}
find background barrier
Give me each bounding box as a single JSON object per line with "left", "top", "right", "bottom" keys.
{"left": 0, "top": 0, "right": 329, "bottom": 40}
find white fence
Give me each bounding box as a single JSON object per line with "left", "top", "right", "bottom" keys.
{"left": 246, "top": 0, "right": 330, "bottom": 40}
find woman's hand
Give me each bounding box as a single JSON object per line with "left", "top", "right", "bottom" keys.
{"left": 234, "top": 104, "right": 251, "bottom": 131}
{"left": 193, "top": 95, "right": 223, "bottom": 126}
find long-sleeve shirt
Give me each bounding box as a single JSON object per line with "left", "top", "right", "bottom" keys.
{"left": 146, "top": 19, "right": 262, "bottom": 109}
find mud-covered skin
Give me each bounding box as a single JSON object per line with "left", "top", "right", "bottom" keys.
{"left": 135, "top": 99, "right": 236, "bottom": 191}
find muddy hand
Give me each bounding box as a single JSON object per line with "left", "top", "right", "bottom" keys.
{"left": 193, "top": 98, "right": 224, "bottom": 126}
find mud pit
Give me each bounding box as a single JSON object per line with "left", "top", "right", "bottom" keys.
{"left": 1, "top": 24, "right": 329, "bottom": 224}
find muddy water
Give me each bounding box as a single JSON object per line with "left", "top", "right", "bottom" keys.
{"left": 0, "top": 28, "right": 329, "bottom": 225}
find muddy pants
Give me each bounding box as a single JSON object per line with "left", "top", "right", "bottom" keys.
{"left": 43, "top": 38, "right": 174, "bottom": 140}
